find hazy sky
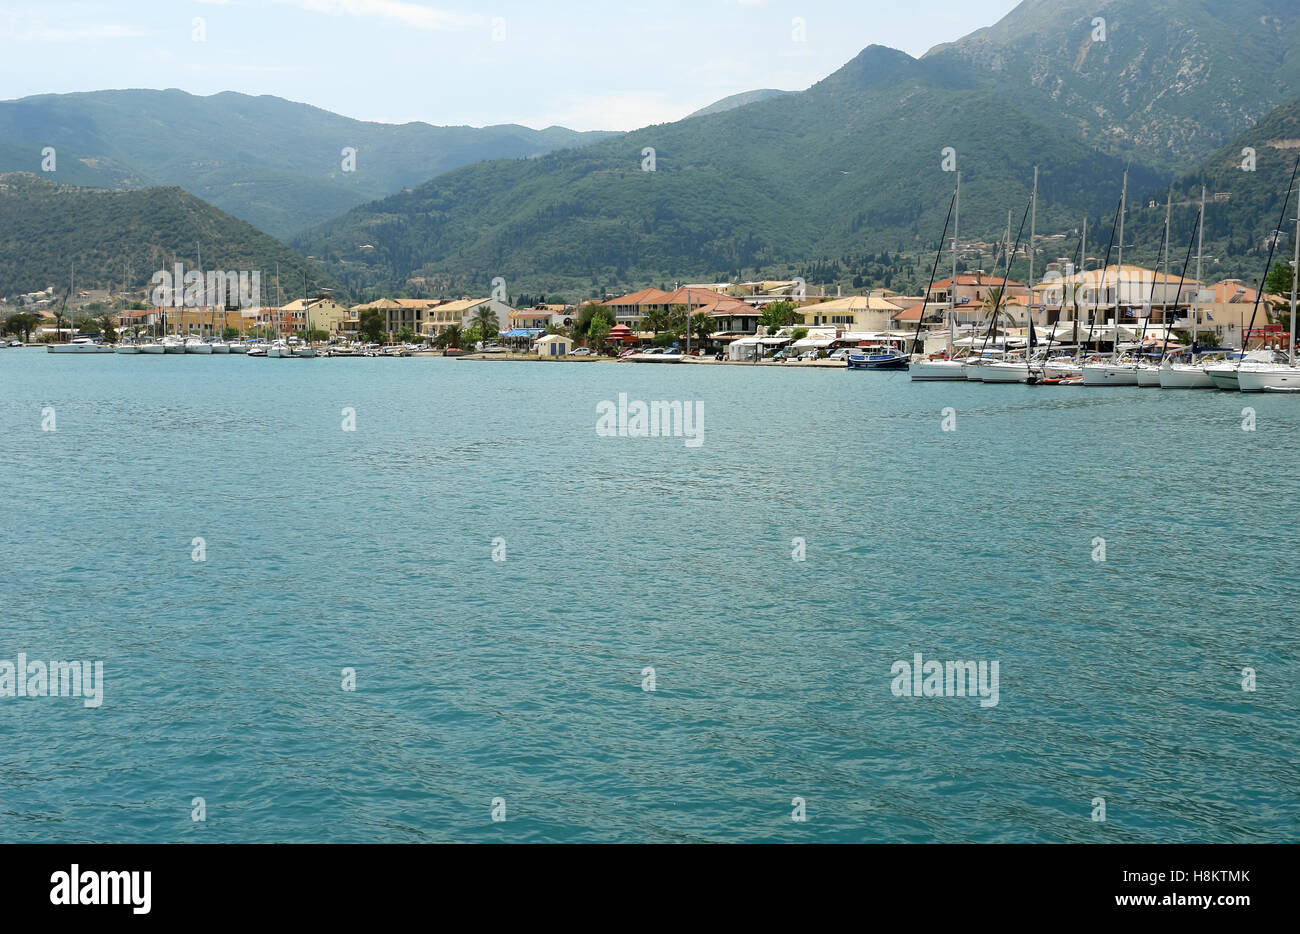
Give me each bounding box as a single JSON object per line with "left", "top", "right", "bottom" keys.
{"left": 1, "top": 0, "right": 1022, "bottom": 131}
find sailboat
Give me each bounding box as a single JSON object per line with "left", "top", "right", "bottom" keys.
{"left": 1159, "top": 188, "right": 1214, "bottom": 388}
{"left": 1238, "top": 171, "right": 1300, "bottom": 391}
{"left": 1082, "top": 169, "right": 1141, "bottom": 385}
{"left": 912, "top": 173, "right": 968, "bottom": 381}
{"left": 966, "top": 192, "right": 1032, "bottom": 381}
{"left": 983, "top": 168, "right": 1040, "bottom": 383}
{"left": 1209, "top": 157, "right": 1300, "bottom": 391}
{"left": 1134, "top": 193, "right": 1173, "bottom": 386}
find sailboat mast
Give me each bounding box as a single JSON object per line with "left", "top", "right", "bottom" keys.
{"left": 1170, "top": 192, "right": 1180, "bottom": 346}
{"left": 1291, "top": 207, "right": 1299, "bottom": 365}
{"left": 951, "top": 171, "right": 960, "bottom": 355}
{"left": 1194, "top": 186, "right": 1205, "bottom": 350}
{"left": 1115, "top": 168, "right": 1127, "bottom": 358}
{"left": 1076, "top": 215, "right": 1085, "bottom": 352}
{"left": 1028, "top": 165, "right": 1037, "bottom": 360}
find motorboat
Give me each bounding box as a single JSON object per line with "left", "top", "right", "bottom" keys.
{"left": 47, "top": 337, "right": 103, "bottom": 354}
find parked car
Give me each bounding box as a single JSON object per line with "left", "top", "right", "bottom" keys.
{"left": 568, "top": 347, "right": 593, "bottom": 356}
{"left": 828, "top": 348, "right": 851, "bottom": 360}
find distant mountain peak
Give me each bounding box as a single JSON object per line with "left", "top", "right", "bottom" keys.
{"left": 687, "top": 89, "right": 793, "bottom": 119}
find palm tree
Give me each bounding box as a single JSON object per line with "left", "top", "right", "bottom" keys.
{"left": 436, "top": 323, "right": 463, "bottom": 349}
{"left": 642, "top": 306, "right": 670, "bottom": 336}
{"left": 690, "top": 310, "right": 717, "bottom": 344}
{"left": 981, "top": 286, "right": 1013, "bottom": 337}
{"left": 472, "top": 305, "right": 499, "bottom": 348}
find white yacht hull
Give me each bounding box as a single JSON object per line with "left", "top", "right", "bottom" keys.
{"left": 1158, "top": 364, "right": 1213, "bottom": 388}
{"left": 114, "top": 345, "right": 141, "bottom": 354}
{"left": 980, "top": 361, "right": 1031, "bottom": 383}
{"left": 1205, "top": 365, "right": 1241, "bottom": 390}
{"left": 1237, "top": 367, "right": 1300, "bottom": 392}
{"left": 210, "top": 342, "right": 231, "bottom": 354}
{"left": 184, "top": 342, "right": 213, "bottom": 355}
{"left": 163, "top": 342, "right": 186, "bottom": 354}
{"left": 910, "top": 360, "right": 967, "bottom": 381}
{"left": 228, "top": 344, "right": 249, "bottom": 354}
{"left": 1081, "top": 364, "right": 1139, "bottom": 386}
{"left": 1135, "top": 364, "right": 1161, "bottom": 387}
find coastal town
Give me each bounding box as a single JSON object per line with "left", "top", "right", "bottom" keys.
{"left": 4, "top": 261, "right": 1292, "bottom": 379}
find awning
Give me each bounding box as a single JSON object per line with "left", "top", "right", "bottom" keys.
{"left": 759, "top": 337, "right": 791, "bottom": 345}
{"left": 500, "top": 328, "right": 543, "bottom": 338}
{"left": 792, "top": 337, "right": 835, "bottom": 349}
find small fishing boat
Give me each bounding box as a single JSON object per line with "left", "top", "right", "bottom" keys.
{"left": 847, "top": 347, "right": 908, "bottom": 370}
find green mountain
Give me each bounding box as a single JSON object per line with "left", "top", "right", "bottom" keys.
{"left": 295, "top": 45, "right": 1162, "bottom": 299}
{"left": 0, "top": 90, "right": 616, "bottom": 239}
{"left": 1120, "top": 96, "right": 1300, "bottom": 287}
{"left": 0, "top": 172, "right": 336, "bottom": 300}
{"left": 687, "top": 90, "right": 793, "bottom": 119}
{"left": 923, "top": 0, "right": 1300, "bottom": 169}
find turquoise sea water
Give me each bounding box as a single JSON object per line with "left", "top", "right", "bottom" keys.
{"left": 1, "top": 351, "right": 1296, "bottom": 843}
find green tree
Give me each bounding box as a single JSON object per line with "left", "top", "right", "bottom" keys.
{"left": 759, "top": 300, "right": 799, "bottom": 333}
{"left": 472, "top": 305, "right": 499, "bottom": 347}
{"left": 358, "top": 307, "right": 385, "bottom": 343}
{"left": 396, "top": 326, "right": 416, "bottom": 344}
{"left": 73, "top": 314, "right": 99, "bottom": 335}
{"left": 434, "top": 324, "right": 463, "bottom": 349}
{"left": 571, "top": 304, "right": 614, "bottom": 344}
{"left": 642, "top": 306, "right": 670, "bottom": 335}
{"left": 3, "top": 313, "right": 40, "bottom": 341}
{"left": 98, "top": 314, "right": 118, "bottom": 343}
{"left": 690, "top": 311, "right": 718, "bottom": 343}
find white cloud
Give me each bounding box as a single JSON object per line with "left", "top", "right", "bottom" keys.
{"left": 275, "top": 0, "right": 479, "bottom": 31}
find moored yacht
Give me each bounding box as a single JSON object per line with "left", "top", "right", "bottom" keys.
{"left": 910, "top": 357, "right": 967, "bottom": 380}
{"left": 47, "top": 337, "right": 102, "bottom": 354}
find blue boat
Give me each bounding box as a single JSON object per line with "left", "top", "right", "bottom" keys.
{"left": 847, "top": 349, "right": 909, "bottom": 370}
